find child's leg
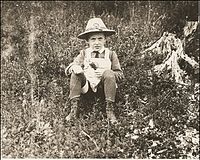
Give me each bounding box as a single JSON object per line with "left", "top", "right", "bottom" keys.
{"left": 101, "top": 70, "right": 116, "bottom": 102}
{"left": 66, "top": 72, "right": 87, "bottom": 121}
{"left": 101, "top": 70, "right": 117, "bottom": 123}
{"left": 69, "top": 72, "right": 87, "bottom": 100}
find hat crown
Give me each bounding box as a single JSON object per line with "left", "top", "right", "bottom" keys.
{"left": 85, "top": 18, "right": 107, "bottom": 31}
{"left": 77, "top": 17, "right": 115, "bottom": 39}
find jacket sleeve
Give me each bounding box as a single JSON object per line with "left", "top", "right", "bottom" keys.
{"left": 110, "top": 51, "right": 124, "bottom": 82}
{"left": 65, "top": 50, "right": 85, "bottom": 75}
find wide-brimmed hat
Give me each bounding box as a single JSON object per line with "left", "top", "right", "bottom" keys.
{"left": 77, "top": 18, "right": 116, "bottom": 39}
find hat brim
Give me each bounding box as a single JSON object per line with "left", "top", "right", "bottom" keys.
{"left": 77, "top": 29, "right": 116, "bottom": 39}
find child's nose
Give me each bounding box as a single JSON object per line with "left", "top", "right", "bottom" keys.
{"left": 94, "top": 39, "right": 99, "bottom": 44}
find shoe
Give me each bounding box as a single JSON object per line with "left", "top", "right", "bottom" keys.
{"left": 106, "top": 101, "right": 117, "bottom": 124}
{"left": 65, "top": 98, "right": 79, "bottom": 121}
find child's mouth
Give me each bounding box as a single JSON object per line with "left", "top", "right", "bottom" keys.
{"left": 94, "top": 46, "right": 100, "bottom": 50}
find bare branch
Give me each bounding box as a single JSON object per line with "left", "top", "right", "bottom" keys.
{"left": 80, "top": 130, "right": 100, "bottom": 150}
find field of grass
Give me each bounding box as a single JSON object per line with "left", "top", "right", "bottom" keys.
{"left": 1, "top": 1, "right": 199, "bottom": 159}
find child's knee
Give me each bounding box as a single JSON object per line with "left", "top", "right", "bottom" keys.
{"left": 102, "top": 70, "right": 115, "bottom": 79}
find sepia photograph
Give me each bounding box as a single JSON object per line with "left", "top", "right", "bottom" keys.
{"left": 1, "top": 1, "right": 199, "bottom": 159}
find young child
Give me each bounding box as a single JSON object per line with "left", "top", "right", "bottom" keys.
{"left": 65, "top": 17, "right": 124, "bottom": 123}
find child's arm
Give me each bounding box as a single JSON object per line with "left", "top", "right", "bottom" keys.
{"left": 65, "top": 50, "right": 85, "bottom": 75}
{"left": 110, "top": 51, "right": 124, "bottom": 82}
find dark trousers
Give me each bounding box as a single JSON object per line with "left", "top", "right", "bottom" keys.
{"left": 69, "top": 70, "right": 117, "bottom": 102}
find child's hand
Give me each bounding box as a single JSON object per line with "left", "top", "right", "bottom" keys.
{"left": 72, "top": 65, "right": 83, "bottom": 74}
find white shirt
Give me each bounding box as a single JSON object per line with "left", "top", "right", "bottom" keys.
{"left": 83, "top": 47, "right": 111, "bottom": 92}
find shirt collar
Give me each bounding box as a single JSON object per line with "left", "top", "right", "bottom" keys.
{"left": 98, "top": 47, "right": 105, "bottom": 54}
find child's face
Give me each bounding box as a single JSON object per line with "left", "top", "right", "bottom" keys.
{"left": 87, "top": 33, "right": 106, "bottom": 51}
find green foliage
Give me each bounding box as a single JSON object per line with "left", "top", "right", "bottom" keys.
{"left": 1, "top": 1, "right": 199, "bottom": 159}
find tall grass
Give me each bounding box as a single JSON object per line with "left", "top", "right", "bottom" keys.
{"left": 1, "top": 1, "right": 199, "bottom": 158}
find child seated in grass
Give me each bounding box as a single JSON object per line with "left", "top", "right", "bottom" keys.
{"left": 65, "top": 17, "right": 124, "bottom": 124}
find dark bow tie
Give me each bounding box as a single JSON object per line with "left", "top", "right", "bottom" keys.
{"left": 93, "top": 51, "right": 100, "bottom": 58}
